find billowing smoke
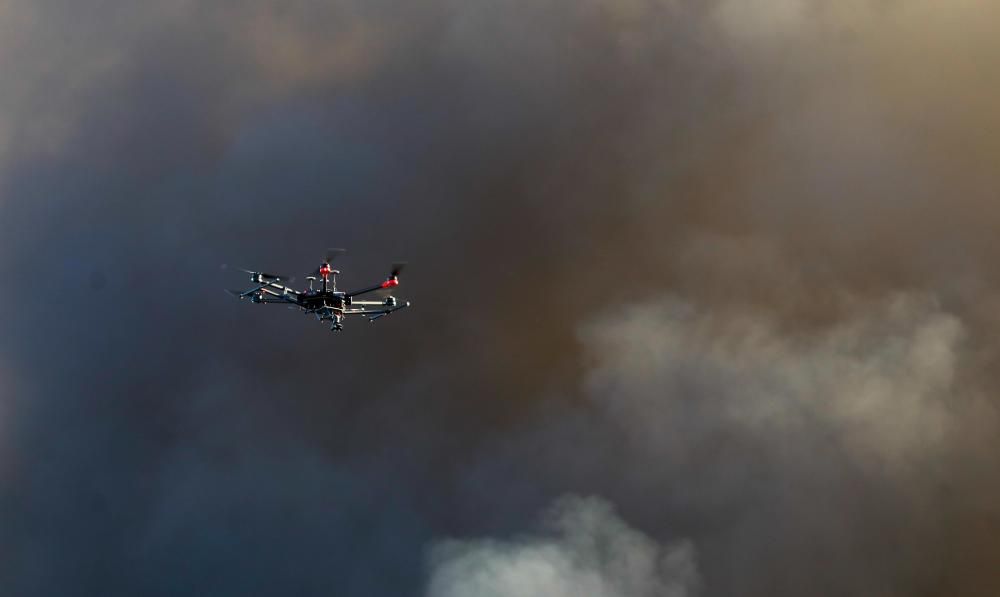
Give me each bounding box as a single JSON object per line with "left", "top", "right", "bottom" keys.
{"left": 449, "top": 292, "right": 993, "bottom": 596}
{"left": 582, "top": 294, "right": 963, "bottom": 472}
{"left": 2, "top": 0, "right": 1000, "bottom": 595}
{"left": 427, "top": 495, "right": 698, "bottom": 597}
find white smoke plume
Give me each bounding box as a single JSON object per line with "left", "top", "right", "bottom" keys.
{"left": 445, "top": 291, "right": 988, "bottom": 595}
{"left": 426, "top": 495, "right": 699, "bottom": 597}
{"left": 580, "top": 293, "right": 965, "bottom": 475}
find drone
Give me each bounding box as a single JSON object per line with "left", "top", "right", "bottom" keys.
{"left": 226, "top": 249, "right": 410, "bottom": 331}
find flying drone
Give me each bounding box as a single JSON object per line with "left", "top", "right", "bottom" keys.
{"left": 226, "top": 248, "right": 410, "bottom": 331}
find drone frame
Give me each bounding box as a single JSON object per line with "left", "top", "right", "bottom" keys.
{"left": 228, "top": 266, "right": 410, "bottom": 332}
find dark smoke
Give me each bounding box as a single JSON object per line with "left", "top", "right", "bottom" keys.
{"left": 2, "top": 1, "right": 1000, "bottom": 595}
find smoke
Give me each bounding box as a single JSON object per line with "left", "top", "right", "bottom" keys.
{"left": 582, "top": 293, "right": 963, "bottom": 472}
{"left": 2, "top": 0, "right": 1000, "bottom": 595}
{"left": 577, "top": 293, "right": 973, "bottom": 594}
{"left": 427, "top": 495, "right": 698, "bottom": 597}
{"left": 0, "top": 359, "right": 12, "bottom": 482}
{"left": 447, "top": 291, "right": 995, "bottom": 596}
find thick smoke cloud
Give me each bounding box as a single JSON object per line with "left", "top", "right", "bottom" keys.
{"left": 2, "top": 0, "right": 1000, "bottom": 595}
{"left": 578, "top": 294, "right": 974, "bottom": 594}
{"left": 448, "top": 293, "right": 995, "bottom": 596}
{"left": 582, "top": 294, "right": 963, "bottom": 471}
{"left": 427, "top": 495, "right": 698, "bottom": 597}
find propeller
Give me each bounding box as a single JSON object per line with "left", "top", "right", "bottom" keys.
{"left": 225, "top": 288, "right": 261, "bottom": 299}
{"left": 306, "top": 248, "right": 347, "bottom": 277}
{"left": 372, "top": 262, "right": 408, "bottom": 298}
{"left": 237, "top": 267, "right": 295, "bottom": 283}
{"left": 324, "top": 247, "right": 347, "bottom": 263}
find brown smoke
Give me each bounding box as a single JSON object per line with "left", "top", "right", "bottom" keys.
{"left": 1, "top": 1, "right": 999, "bottom": 595}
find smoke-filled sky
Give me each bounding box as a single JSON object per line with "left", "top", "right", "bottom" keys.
{"left": 2, "top": 1, "right": 1000, "bottom": 595}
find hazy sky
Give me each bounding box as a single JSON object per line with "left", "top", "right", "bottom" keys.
{"left": 2, "top": 1, "right": 999, "bottom": 595}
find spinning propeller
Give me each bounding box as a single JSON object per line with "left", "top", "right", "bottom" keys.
{"left": 309, "top": 248, "right": 347, "bottom": 277}
{"left": 237, "top": 267, "right": 295, "bottom": 283}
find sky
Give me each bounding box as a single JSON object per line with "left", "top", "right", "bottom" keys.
{"left": 1, "top": 1, "right": 1000, "bottom": 595}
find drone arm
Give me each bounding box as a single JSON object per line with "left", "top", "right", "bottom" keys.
{"left": 345, "top": 283, "right": 387, "bottom": 298}
{"left": 227, "top": 286, "right": 299, "bottom": 305}
{"left": 262, "top": 281, "right": 298, "bottom": 296}
{"left": 344, "top": 302, "right": 410, "bottom": 316}
{"left": 230, "top": 285, "right": 267, "bottom": 298}
{"left": 258, "top": 289, "right": 301, "bottom": 305}
{"left": 346, "top": 272, "right": 401, "bottom": 298}
{"left": 236, "top": 286, "right": 264, "bottom": 298}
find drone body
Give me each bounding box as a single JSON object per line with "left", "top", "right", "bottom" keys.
{"left": 226, "top": 249, "right": 409, "bottom": 331}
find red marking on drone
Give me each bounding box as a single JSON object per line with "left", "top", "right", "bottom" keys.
{"left": 320, "top": 264, "right": 332, "bottom": 278}
{"left": 381, "top": 278, "right": 399, "bottom": 289}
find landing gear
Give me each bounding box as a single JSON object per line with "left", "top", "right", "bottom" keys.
{"left": 330, "top": 314, "right": 344, "bottom": 331}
